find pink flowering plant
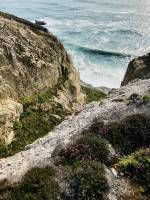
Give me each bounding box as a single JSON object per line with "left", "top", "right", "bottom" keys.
{"left": 59, "top": 135, "right": 109, "bottom": 165}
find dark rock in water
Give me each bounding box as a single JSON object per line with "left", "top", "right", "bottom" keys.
{"left": 35, "top": 20, "right": 47, "bottom": 26}
{"left": 122, "top": 53, "right": 150, "bottom": 86}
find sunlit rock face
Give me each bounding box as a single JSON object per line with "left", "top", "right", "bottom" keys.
{"left": 122, "top": 53, "right": 150, "bottom": 86}
{"left": 0, "top": 12, "right": 84, "bottom": 146}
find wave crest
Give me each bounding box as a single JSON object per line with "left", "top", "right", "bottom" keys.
{"left": 78, "top": 45, "right": 132, "bottom": 58}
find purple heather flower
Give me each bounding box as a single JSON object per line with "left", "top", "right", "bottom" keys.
{"left": 99, "top": 127, "right": 108, "bottom": 135}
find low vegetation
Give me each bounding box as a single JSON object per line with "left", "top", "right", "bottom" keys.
{"left": 0, "top": 83, "right": 71, "bottom": 158}
{"left": 105, "top": 114, "right": 150, "bottom": 154}
{"left": 142, "top": 95, "right": 150, "bottom": 104}
{"left": 64, "top": 161, "right": 109, "bottom": 200}
{"left": 59, "top": 134, "right": 109, "bottom": 165}
{"left": 0, "top": 166, "right": 60, "bottom": 200}
{"left": 82, "top": 86, "right": 107, "bottom": 103}
{"left": 117, "top": 148, "right": 150, "bottom": 194}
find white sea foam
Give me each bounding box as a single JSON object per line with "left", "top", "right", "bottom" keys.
{"left": 40, "top": 14, "right": 150, "bottom": 88}
{"left": 27, "top": 0, "right": 150, "bottom": 88}
{"left": 71, "top": 51, "right": 126, "bottom": 88}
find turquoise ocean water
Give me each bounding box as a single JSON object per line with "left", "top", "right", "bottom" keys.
{"left": 1, "top": 0, "right": 150, "bottom": 88}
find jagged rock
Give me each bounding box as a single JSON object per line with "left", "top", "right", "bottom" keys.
{"left": 122, "top": 53, "right": 150, "bottom": 86}
{"left": 0, "top": 79, "right": 149, "bottom": 189}
{"left": 0, "top": 12, "right": 84, "bottom": 145}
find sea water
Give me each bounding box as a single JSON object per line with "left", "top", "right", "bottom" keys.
{"left": 1, "top": 0, "right": 150, "bottom": 88}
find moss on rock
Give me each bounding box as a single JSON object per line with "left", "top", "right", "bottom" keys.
{"left": 142, "top": 95, "right": 150, "bottom": 104}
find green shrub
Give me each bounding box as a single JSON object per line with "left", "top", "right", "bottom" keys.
{"left": 13, "top": 121, "right": 22, "bottom": 130}
{"left": 19, "top": 88, "right": 55, "bottom": 109}
{"left": 105, "top": 114, "right": 150, "bottom": 154}
{"left": 82, "top": 86, "right": 106, "bottom": 103}
{"left": 64, "top": 161, "right": 109, "bottom": 200}
{"left": 117, "top": 148, "right": 150, "bottom": 194}
{"left": 59, "top": 134, "right": 109, "bottom": 165}
{"left": 0, "top": 166, "right": 60, "bottom": 200}
{"left": 0, "top": 102, "right": 70, "bottom": 158}
{"left": 142, "top": 95, "right": 150, "bottom": 104}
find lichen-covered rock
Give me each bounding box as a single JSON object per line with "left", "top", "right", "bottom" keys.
{"left": 0, "top": 12, "right": 84, "bottom": 145}
{"left": 122, "top": 53, "right": 150, "bottom": 86}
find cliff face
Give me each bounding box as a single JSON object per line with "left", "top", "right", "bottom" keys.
{"left": 122, "top": 53, "right": 150, "bottom": 86}
{"left": 0, "top": 12, "right": 84, "bottom": 101}
{"left": 0, "top": 12, "right": 84, "bottom": 145}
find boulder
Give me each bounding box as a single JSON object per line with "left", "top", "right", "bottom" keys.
{"left": 122, "top": 53, "right": 150, "bottom": 86}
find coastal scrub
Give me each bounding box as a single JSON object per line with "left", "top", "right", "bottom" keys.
{"left": 117, "top": 148, "right": 150, "bottom": 194}
{"left": 64, "top": 161, "right": 109, "bottom": 200}
{"left": 0, "top": 83, "right": 71, "bottom": 158}
{"left": 59, "top": 134, "right": 109, "bottom": 165}
{"left": 82, "top": 86, "right": 106, "bottom": 103}
{"left": 0, "top": 166, "right": 60, "bottom": 200}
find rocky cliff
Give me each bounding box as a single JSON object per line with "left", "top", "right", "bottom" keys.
{"left": 0, "top": 12, "right": 84, "bottom": 146}
{"left": 122, "top": 52, "right": 150, "bottom": 86}
{"left": 0, "top": 12, "right": 150, "bottom": 200}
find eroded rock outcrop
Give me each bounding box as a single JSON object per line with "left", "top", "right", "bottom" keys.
{"left": 0, "top": 12, "right": 84, "bottom": 145}
{"left": 122, "top": 53, "right": 150, "bottom": 86}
